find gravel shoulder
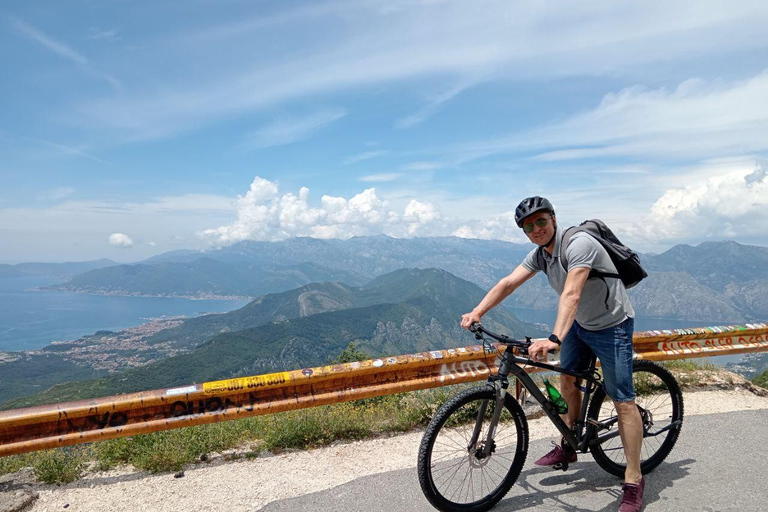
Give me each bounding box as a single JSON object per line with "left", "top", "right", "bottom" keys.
{"left": 2, "top": 388, "right": 765, "bottom": 512}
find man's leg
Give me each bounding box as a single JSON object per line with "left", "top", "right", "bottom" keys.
{"left": 558, "top": 322, "right": 589, "bottom": 429}
{"left": 615, "top": 400, "right": 643, "bottom": 484}
{"left": 580, "top": 318, "right": 640, "bottom": 484}
{"left": 560, "top": 375, "right": 582, "bottom": 428}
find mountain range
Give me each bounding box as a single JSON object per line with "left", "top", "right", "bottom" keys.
{"left": 42, "top": 237, "right": 768, "bottom": 322}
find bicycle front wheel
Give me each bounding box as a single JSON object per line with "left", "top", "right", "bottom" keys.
{"left": 587, "top": 360, "right": 684, "bottom": 477}
{"left": 417, "top": 386, "right": 528, "bottom": 512}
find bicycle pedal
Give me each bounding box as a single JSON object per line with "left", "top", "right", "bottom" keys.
{"left": 552, "top": 462, "right": 569, "bottom": 471}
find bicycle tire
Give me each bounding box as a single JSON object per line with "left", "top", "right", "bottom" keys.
{"left": 587, "top": 360, "right": 684, "bottom": 477}
{"left": 417, "top": 386, "right": 528, "bottom": 512}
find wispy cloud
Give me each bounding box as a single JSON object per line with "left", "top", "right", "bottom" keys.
{"left": 343, "top": 150, "right": 388, "bottom": 165}
{"left": 400, "top": 161, "right": 442, "bottom": 171}
{"left": 396, "top": 80, "right": 476, "bottom": 128}
{"left": 239, "top": 109, "right": 346, "bottom": 150}
{"left": 27, "top": 137, "right": 112, "bottom": 166}
{"left": 38, "top": 187, "right": 75, "bottom": 202}
{"left": 86, "top": 28, "right": 120, "bottom": 41}
{"left": 69, "top": 2, "right": 768, "bottom": 142}
{"left": 442, "top": 71, "right": 768, "bottom": 165}
{"left": 11, "top": 17, "right": 121, "bottom": 89}
{"left": 359, "top": 173, "right": 402, "bottom": 182}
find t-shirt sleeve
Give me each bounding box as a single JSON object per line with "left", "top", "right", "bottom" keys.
{"left": 521, "top": 248, "right": 542, "bottom": 273}
{"left": 564, "top": 235, "right": 599, "bottom": 271}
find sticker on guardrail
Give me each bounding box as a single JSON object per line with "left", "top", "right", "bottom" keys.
{"left": 658, "top": 334, "right": 767, "bottom": 355}
{"left": 203, "top": 372, "right": 291, "bottom": 394}
{"left": 165, "top": 385, "right": 199, "bottom": 396}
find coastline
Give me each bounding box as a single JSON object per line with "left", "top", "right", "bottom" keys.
{"left": 33, "top": 286, "right": 253, "bottom": 302}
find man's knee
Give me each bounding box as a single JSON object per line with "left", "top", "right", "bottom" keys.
{"left": 613, "top": 400, "right": 640, "bottom": 417}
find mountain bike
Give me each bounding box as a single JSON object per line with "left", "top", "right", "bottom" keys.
{"left": 417, "top": 323, "right": 684, "bottom": 512}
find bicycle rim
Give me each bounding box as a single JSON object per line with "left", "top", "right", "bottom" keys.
{"left": 588, "top": 360, "right": 683, "bottom": 477}
{"left": 418, "top": 387, "right": 528, "bottom": 512}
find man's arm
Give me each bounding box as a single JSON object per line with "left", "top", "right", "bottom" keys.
{"left": 528, "top": 267, "right": 590, "bottom": 360}
{"left": 460, "top": 264, "right": 536, "bottom": 329}
{"left": 552, "top": 266, "right": 590, "bottom": 340}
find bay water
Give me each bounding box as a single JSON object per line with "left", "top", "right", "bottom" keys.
{"left": 0, "top": 276, "right": 250, "bottom": 352}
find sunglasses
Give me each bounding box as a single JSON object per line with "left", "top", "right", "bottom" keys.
{"left": 522, "top": 216, "right": 551, "bottom": 233}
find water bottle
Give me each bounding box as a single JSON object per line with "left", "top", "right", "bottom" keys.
{"left": 543, "top": 379, "right": 568, "bottom": 414}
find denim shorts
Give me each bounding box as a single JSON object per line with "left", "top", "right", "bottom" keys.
{"left": 560, "top": 317, "right": 635, "bottom": 402}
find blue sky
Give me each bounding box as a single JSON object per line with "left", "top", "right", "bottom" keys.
{"left": 1, "top": 0, "right": 768, "bottom": 263}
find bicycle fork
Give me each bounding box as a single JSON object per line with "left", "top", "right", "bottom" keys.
{"left": 467, "top": 378, "right": 509, "bottom": 459}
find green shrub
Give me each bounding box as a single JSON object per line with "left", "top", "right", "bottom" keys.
{"left": 753, "top": 370, "right": 768, "bottom": 389}
{"left": 32, "top": 448, "right": 89, "bottom": 484}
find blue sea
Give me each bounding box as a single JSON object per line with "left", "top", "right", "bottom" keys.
{"left": 0, "top": 276, "right": 250, "bottom": 352}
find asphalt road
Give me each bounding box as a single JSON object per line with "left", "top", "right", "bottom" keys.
{"left": 258, "top": 409, "right": 767, "bottom": 512}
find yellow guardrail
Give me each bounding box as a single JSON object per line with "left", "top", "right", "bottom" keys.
{"left": 0, "top": 322, "right": 766, "bottom": 458}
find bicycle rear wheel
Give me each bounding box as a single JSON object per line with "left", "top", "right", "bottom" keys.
{"left": 587, "top": 360, "right": 684, "bottom": 477}
{"left": 417, "top": 386, "right": 528, "bottom": 512}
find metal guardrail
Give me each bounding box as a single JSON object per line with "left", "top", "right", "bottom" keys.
{"left": 0, "top": 322, "right": 766, "bottom": 458}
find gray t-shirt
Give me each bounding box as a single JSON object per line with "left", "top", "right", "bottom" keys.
{"left": 521, "top": 226, "right": 634, "bottom": 330}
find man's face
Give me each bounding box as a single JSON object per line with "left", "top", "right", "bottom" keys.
{"left": 522, "top": 211, "right": 556, "bottom": 245}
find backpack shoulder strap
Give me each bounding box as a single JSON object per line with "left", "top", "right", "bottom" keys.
{"left": 558, "top": 226, "right": 582, "bottom": 272}
{"left": 535, "top": 246, "right": 547, "bottom": 272}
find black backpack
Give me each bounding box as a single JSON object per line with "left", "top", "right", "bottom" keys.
{"left": 544, "top": 219, "right": 648, "bottom": 288}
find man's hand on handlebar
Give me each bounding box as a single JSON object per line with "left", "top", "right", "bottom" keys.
{"left": 527, "top": 338, "right": 560, "bottom": 362}
{"left": 460, "top": 311, "right": 482, "bottom": 330}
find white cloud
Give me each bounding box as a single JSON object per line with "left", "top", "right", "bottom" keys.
{"left": 453, "top": 211, "right": 529, "bottom": 244}
{"left": 199, "top": 175, "right": 447, "bottom": 244}
{"left": 628, "top": 161, "right": 768, "bottom": 244}
{"left": 109, "top": 233, "right": 133, "bottom": 248}
{"left": 359, "top": 173, "right": 402, "bottom": 182}
{"left": 240, "top": 109, "right": 346, "bottom": 150}
{"left": 403, "top": 199, "right": 441, "bottom": 235}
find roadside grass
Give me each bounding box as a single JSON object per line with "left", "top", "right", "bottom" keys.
{"left": 0, "top": 447, "right": 89, "bottom": 484}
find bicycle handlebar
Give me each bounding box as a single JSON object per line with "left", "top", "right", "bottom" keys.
{"left": 469, "top": 323, "right": 557, "bottom": 355}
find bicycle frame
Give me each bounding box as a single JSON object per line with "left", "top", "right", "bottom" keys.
{"left": 472, "top": 344, "right": 622, "bottom": 460}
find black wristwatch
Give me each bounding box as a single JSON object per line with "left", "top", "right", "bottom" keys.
{"left": 548, "top": 334, "right": 562, "bottom": 346}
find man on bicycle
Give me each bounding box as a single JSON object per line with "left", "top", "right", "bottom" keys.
{"left": 460, "top": 196, "right": 645, "bottom": 512}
